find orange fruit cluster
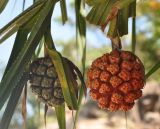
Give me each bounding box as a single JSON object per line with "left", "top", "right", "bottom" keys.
{"left": 87, "top": 49, "right": 145, "bottom": 111}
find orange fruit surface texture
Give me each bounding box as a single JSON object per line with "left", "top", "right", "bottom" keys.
{"left": 86, "top": 49, "right": 145, "bottom": 111}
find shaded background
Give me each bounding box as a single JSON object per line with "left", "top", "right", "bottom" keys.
{"left": 0, "top": 0, "right": 160, "bottom": 129}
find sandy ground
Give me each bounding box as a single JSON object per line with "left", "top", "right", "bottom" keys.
{"left": 40, "top": 81, "right": 160, "bottom": 129}
{"left": 40, "top": 109, "right": 160, "bottom": 129}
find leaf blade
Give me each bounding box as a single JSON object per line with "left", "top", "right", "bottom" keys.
{"left": 145, "top": 61, "right": 160, "bottom": 79}
{"left": 2, "top": 27, "right": 29, "bottom": 78}
{"left": 74, "top": 0, "right": 87, "bottom": 127}
{"left": 54, "top": 104, "right": 66, "bottom": 129}
{"left": 47, "top": 49, "right": 78, "bottom": 109}
{"left": 0, "top": 72, "right": 28, "bottom": 129}
{"left": 60, "top": 0, "right": 68, "bottom": 24}
{"left": 0, "top": 0, "right": 9, "bottom": 14}
{"left": 86, "top": 0, "right": 135, "bottom": 27}
{"left": 0, "top": 0, "right": 45, "bottom": 44}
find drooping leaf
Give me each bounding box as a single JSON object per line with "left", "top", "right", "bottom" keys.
{"left": 60, "top": 0, "right": 68, "bottom": 24}
{"left": 74, "top": 0, "right": 86, "bottom": 127}
{"left": 64, "top": 58, "right": 87, "bottom": 96}
{"left": 35, "top": 38, "right": 44, "bottom": 57}
{"left": 22, "top": 0, "right": 26, "bottom": 11}
{"left": 86, "top": 0, "right": 116, "bottom": 26}
{"left": 0, "top": 0, "right": 9, "bottom": 14}
{"left": 0, "top": 26, "right": 18, "bottom": 44}
{"left": 44, "top": 104, "right": 48, "bottom": 128}
{"left": 107, "top": 6, "right": 129, "bottom": 38}
{"left": 37, "top": 100, "right": 41, "bottom": 124}
{"left": 117, "top": 7, "right": 129, "bottom": 36}
{"left": 43, "top": 17, "right": 68, "bottom": 129}
{"left": 0, "top": 0, "right": 45, "bottom": 44}
{"left": 131, "top": 1, "right": 136, "bottom": 54}
{"left": 2, "top": 7, "right": 42, "bottom": 78}
{"left": 145, "top": 61, "right": 160, "bottom": 79}
{"left": 2, "top": 28, "right": 29, "bottom": 78}
{"left": 44, "top": 24, "right": 55, "bottom": 50}
{"left": 129, "top": 1, "right": 136, "bottom": 17}
{"left": 0, "top": 27, "right": 29, "bottom": 109}
{"left": 63, "top": 60, "right": 79, "bottom": 98}
{"left": 47, "top": 48, "right": 78, "bottom": 110}
{"left": 132, "top": 14, "right": 136, "bottom": 54}
{"left": 45, "top": 29, "right": 79, "bottom": 109}
{"left": 0, "top": 0, "right": 56, "bottom": 110}
{"left": 86, "top": 0, "right": 135, "bottom": 30}
{"left": 86, "top": 0, "right": 104, "bottom": 6}
{"left": 0, "top": 72, "right": 28, "bottom": 129}
{"left": 54, "top": 104, "right": 66, "bottom": 129}
{"left": 22, "top": 85, "right": 27, "bottom": 129}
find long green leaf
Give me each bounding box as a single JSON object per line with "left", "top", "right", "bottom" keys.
{"left": 43, "top": 14, "right": 67, "bottom": 129}
{"left": 2, "top": 5, "right": 43, "bottom": 77}
{"left": 0, "top": 0, "right": 56, "bottom": 110}
{"left": 21, "top": 85, "right": 27, "bottom": 129}
{"left": 117, "top": 7, "right": 129, "bottom": 36}
{"left": 0, "top": 26, "right": 19, "bottom": 44}
{"left": 64, "top": 58, "right": 86, "bottom": 96}
{"left": 63, "top": 59, "right": 79, "bottom": 103}
{"left": 0, "top": 0, "right": 8, "bottom": 14}
{"left": 0, "top": 72, "right": 28, "bottom": 129}
{"left": 44, "top": 104, "right": 48, "bottom": 128}
{"left": 86, "top": 0, "right": 104, "bottom": 6}
{"left": 98, "top": 0, "right": 117, "bottom": 25}
{"left": 0, "top": 0, "right": 44, "bottom": 34}
{"left": 44, "top": 23, "right": 55, "bottom": 50}
{"left": 129, "top": 1, "right": 136, "bottom": 17}
{"left": 115, "top": 0, "right": 135, "bottom": 10}
{"left": 65, "top": 58, "right": 87, "bottom": 128}
{"left": 132, "top": 16, "right": 136, "bottom": 54}
{"left": 35, "top": 38, "right": 44, "bottom": 57}
{"left": 145, "top": 61, "right": 160, "bottom": 79}
{"left": 131, "top": 0, "right": 136, "bottom": 54}
{"left": 2, "top": 28, "right": 29, "bottom": 78}
{"left": 86, "top": 0, "right": 113, "bottom": 25}
{"left": 86, "top": 0, "right": 135, "bottom": 26}
{"left": 1, "top": 6, "right": 42, "bottom": 105}
{"left": 0, "top": 0, "right": 45, "bottom": 44}
{"left": 60, "top": 0, "right": 68, "bottom": 24}
{"left": 4, "top": 10, "right": 44, "bottom": 78}
{"left": 54, "top": 104, "right": 66, "bottom": 129}
{"left": 44, "top": 28, "right": 79, "bottom": 110}
{"left": 74, "top": 0, "right": 86, "bottom": 127}
{"left": 75, "top": 0, "right": 86, "bottom": 98}
{"left": 22, "top": 0, "right": 26, "bottom": 11}
{"left": 47, "top": 49, "right": 78, "bottom": 109}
